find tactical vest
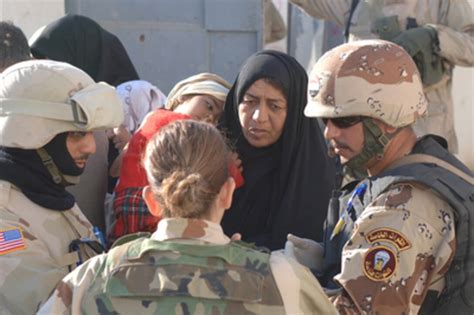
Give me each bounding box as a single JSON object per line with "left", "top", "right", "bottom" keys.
{"left": 322, "top": 137, "right": 474, "bottom": 314}
{"left": 81, "top": 237, "right": 286, "bottom": 314}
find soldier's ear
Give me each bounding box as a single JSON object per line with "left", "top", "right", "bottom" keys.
{"left": 218, "top": 177, "right": 236, "bottom": 210}
{"left": 143, "top": 185, "right": 163, "bottom": 217}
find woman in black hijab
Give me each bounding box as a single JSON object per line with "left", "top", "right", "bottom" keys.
{"left": 220, "top": 50, "right": 336, "bottom": 250}
{"left": 30, "top": 14, "right": 139, "bottom": 86}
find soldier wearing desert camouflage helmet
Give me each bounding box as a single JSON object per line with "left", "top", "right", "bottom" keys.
{"left": 39, "top": 120, "right": 338, "bottom": 315}
{"left": 0, "top": 60, "right": 123, "bottom": 314}
{"left": 286, "top": 40, "right": 473, "bottom": 314}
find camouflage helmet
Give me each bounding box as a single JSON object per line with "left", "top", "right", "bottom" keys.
{"left": 0, "top": 59, "right": 123, "bottom": 149}
{"left": 304, "top": 40, "right": 427, "bottom": 127}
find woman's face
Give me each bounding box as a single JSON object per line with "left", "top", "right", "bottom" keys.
{"left": 238, "top": 79, "right": 287, "bottom": 148}
{"left": 174, "top": 94, "right": 224, "bottom": 125}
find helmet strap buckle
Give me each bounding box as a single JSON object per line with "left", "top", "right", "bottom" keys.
{"left": 37, "top": 148, "right": 63, "bottom": 184}
{"left": 36, "top": 148, "right": 78, "bottom": 186}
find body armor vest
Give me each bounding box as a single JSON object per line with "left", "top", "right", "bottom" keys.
{"left": 81, "top": 237, "right": 286, "bottom": 314}
{"left": 322, "top": 136, "right": 473, "bottom": 314}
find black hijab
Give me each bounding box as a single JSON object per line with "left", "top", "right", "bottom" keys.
{"left": 30, "top": 14, "right": 139, "bottom": 86}
{"left": 220, "top": 50, "right": 336, "bottom": 250}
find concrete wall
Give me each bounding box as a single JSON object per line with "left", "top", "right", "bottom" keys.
{"left": 65, "top": 0, "right": 263, "bottom": 94}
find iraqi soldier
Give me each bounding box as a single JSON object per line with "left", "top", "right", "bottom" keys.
{"left": 0, "top": 60, "right": 123, "bottom": 314}
{"left": 286, "top": 40, "right": 473, "bottom": 314}
{"left": 289, "top": 0, "right": 474, "bottom": 153}
{"left": 39, "top": 120, "right": 338, "bottom": 315}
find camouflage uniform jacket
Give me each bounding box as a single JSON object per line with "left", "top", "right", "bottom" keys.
{"left": 0, "top": 180, "right": 99, "bottom": 315}
{"left": 289, "top": 0, "right": 474, "bottom": 152}
{"left": 39, "top": 218, "right": 338, "bottom": 315}
{"left": 326, "top": 176, "right": 456, "bottom": 313}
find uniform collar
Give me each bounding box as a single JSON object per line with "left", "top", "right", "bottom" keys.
{"left": 152, "top": 218, "right": 230, "bottom": 245}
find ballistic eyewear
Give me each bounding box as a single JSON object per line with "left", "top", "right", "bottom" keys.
{"left": 322, "top": 116, "right": 363, "bottom": 129}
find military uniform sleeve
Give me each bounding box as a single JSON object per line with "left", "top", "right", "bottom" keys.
{"left": 38, "top": 254, "right": 107, "bottom": 315}
{"left": 0, "top": 209, "right": 67, "bottom": 314}
{"left": 333, "top": 183, "right": 455, "bottom": 314}
{"left": 264, "top": 0, "right": 287, "bottom": 44}
{"left": 270, "top": 251, "right": 338, "bottom": 314}
{"left": 427, "top": 0, "right": 474, "bottom": 66}
{"left": 288, "top": 0, "right": 351, "bottom": 27}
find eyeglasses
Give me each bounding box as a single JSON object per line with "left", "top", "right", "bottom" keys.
{"left": 322, "top": 116, "right": 363, "bottom": 129}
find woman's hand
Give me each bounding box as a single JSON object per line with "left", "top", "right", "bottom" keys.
{"left": 231, "top": 233, "right": 242, "bottom": 241}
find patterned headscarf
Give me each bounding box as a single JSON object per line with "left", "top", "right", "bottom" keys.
{"left": 117, "top": 80, "right": 167, "bottom": 134}
{"left": 166, "top": 73, "right": 231, "bottom": 111}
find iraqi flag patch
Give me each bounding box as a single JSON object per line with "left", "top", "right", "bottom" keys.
{"left": 0, "top": 228, "right": 26, "bottom": 255}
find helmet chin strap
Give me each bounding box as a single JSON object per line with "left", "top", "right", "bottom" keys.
{"left": 344, "top": 118, "right": 396, "bottom": 178}
{"left": 36, "top": 148, "right": 80, "bottom": 186}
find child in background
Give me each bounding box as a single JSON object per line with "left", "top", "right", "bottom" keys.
{"left": 107, "top": 73, "right": 243, "bottom": 246}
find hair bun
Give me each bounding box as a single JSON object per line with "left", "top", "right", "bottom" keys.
{"left": 143, "top": 120, "right": 229, "bottom": 218}
{"left": 161, "top": 170, "right": 209, "bottom": 217}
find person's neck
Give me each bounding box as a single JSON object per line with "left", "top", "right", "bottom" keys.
{"left": 200, "top": 206, "right": 225, "bottom": 224}
{"left": 367, "top": 128, "right": 417, "bottom": 176}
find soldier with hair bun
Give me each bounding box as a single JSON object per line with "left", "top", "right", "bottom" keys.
{"left": 39, "top": 120, "right": 337, "bottom": 315}
{"left": 107, "top": 72, "right": 235, "bottom": 246}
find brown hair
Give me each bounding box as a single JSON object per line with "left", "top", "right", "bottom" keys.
{"left": 143, "top": 120, "right": 230, "bottom": 218}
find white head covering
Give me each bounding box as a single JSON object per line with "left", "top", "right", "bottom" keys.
{"left": 166, "top": 73, "right": 231, "bottom": 111}
{"left": 116, "top": 80, "right": 167, "bottom": 133}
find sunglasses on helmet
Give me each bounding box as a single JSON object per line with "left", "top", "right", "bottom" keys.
{"left": 322, "top": 116, "right": 363, "bottom": 129}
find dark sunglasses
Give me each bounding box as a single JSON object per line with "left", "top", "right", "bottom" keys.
{"left": 322, "top": 116, "right": 363, "bottom": 129}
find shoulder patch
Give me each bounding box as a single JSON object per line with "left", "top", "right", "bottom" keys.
{"left": 0, "top": 228, "right": 26, "bottom": 255}
{"left": 366, "top": 228, "right": 411, "bottom": 251}
{"left": 363, "top": 246, "right": 396, "bottom": 281}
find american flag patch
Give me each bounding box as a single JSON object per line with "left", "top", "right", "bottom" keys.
{"left": 0, "top": 228, "right": 26, "bottom": 255}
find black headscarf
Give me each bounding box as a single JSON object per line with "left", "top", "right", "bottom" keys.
{"left": 0, "top": 133, "right": 83, "bottom": 211}
{"left": 30, "top": 14, "right": 139, "bottom": 86}
{"left": 220, "top": 50, "right": 336, "bottom": 250}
